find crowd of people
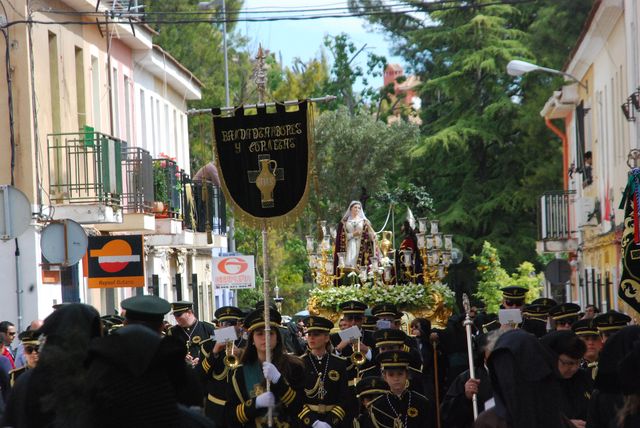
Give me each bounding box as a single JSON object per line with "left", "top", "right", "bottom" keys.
{"left": 0, "top": 287, "right": 637, "bottom": 428}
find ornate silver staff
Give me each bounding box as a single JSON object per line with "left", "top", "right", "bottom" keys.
{"left": 462, "top": 293, "right": 479, "bottom": 420}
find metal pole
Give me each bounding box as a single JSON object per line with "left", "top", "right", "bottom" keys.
{"left": 254, "top": 47, "right": 273, "bottom": 427}
{"left": 222, "top": 0, "right": 230, "bottom": 108}
{"left": 462, "top": 293, "right": 479, "bottom": 420}
{"left": 186, "top": 95, "right": 337, "bottom": 115}
{"left": 262, "top": 223, "right": 273, "bottom": 427}
{"left": 432, "top": 341, "right": 442, "bottom": 428}
{"left": 220, "top": 0, "right": 237, "bottom": 257}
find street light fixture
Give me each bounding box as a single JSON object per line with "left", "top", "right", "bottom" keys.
{"left": 199, "top": 0, "right": 230, "bottom": 107}
{"left": 507, "top": 59, "right": 587, "bottom": 90}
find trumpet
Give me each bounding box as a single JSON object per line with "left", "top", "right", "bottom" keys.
{"left": 223, "top": 340, "right": 239, "bottom": 369}
{"left": 350, "top": 338, "right": 367, "bottom": 366}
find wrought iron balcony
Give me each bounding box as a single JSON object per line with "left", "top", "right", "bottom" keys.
{"left": 121, "top": 146, "right": 153, "bottom": 213}
{"left": 153, "top": 158, "right": 183, "bottom": 219}
{"left": 47, "top": 131, "right": 122, "bottom": 207}
{"left": 183, "top": 178, "right": 226, "bottom": 235}
{"left": 538, "top": 190, "right": 576, "bottom": 240}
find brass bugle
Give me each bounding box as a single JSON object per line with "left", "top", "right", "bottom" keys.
{"left": 223, "top": 340, "right": 239, "bottom": 369}
{"left": 350, "top": 338, "right": 367, "bottom": 366}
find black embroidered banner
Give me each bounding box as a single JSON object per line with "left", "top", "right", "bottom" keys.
{"left": 212, "top": 101, "right": 313, "bottom": 228}
{"left": 619, "top": 168, "right": 640, "bottom": 314}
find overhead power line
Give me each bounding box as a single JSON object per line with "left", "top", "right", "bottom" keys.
{"left": 3, "top": 0, "right": 535, "bottom": 29}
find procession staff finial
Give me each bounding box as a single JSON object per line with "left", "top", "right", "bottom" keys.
{"left": 254, "top": 44, "right": 267, "bottom": 104}
{"left": 463, "top": 293, "right": 471, "bottom": 316}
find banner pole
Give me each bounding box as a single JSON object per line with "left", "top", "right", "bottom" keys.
{"left": 262, "top": 221, "right": 273, "bottom": 427}
{"left": 253, "top": 45, "right": 274, "bottom": 428}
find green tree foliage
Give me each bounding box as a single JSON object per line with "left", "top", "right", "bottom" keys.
{"left": 473, "top": 241, "right": 542, "bottom": 313}
{"left": 312, "top": 106, "right": 420, "bottom": 223}
{"left": 348, "top": 0, "right": 593, "bottom": 283}
{"left": 144, "top": 0, "right": 254, "bottom": 172}
{"left": 322, "top": 34, "right": 387, "bottom": 114}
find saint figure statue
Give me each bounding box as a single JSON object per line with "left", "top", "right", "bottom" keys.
{"left": 334, "top": 201, "right": 377, "bottom": 278}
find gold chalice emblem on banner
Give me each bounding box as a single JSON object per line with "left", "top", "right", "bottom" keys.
{"left": 248, "top": 155, "right": 284, "bottom": 208}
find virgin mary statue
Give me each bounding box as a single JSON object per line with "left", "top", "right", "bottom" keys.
{"left": 334, "top": 201, "right": 377, "bottom": 277}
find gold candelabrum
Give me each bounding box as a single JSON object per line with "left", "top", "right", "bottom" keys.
{"left": 306, "top": 221, "right": 345, "bottom": 288}
{"left": 415, "top": 218, "right": 453, "bottom": 284}
{"left": 400, "top": 248, "right": 421, "bottom": 282}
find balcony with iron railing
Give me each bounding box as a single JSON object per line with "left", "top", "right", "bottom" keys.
{"left": 183, "top": 178, "right": 227, "bottom": 236}
{"left": 149, "top": 162, "right": 227, "bottom": 247}
{"left": 537, "top": 190, "right": 578, "bottom": 253}
{"left": 47, "top": 131, "right": 123, "bottom": 223}
{"left": 153, "top": 158, "right": 183, "bottom": 220}
{"left": 95, "top": 145, "right": 156, "bottom": 232}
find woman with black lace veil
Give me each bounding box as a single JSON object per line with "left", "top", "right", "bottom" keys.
{"left": 2, "top": 303, "right": 103, "bottom": 427}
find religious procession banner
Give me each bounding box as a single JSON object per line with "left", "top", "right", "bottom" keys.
{"left": 212, "top": 101, "right": 314, "bottom": 228}
{"left": 619, "top": 167, "right": 640, "bottom": 314}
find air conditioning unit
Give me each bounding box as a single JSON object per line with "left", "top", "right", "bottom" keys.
{"left": 576, "top": 197, "right": 597, "bottom": 228}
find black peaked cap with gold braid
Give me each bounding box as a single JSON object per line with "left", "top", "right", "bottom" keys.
{"left": 303, "top": 315, "right": 333, "bottom": 333}
{"left": 356, "top": 376, "right": 389, "bottom": 398}
{"left": 374, "top": 328, "right": 407, "bottom": 348}
{"left": 244, "top": 307, "right": 282, "bottom": 332}
{"left": 18, "top": 329, "right": 41, "bottom": 346}
{"left": 171, "top": 301, "right": 193, "bottom": 315}
{"left": 594, "top": 310, "right": 631, "bottom": 333}
{"left": 572, "top": 318, "right": 599, "bottom": 336}
{"left": 501, "top": 286, "right": 528, "bottom": 301}
{"left": 214, "top": 306, "right": 244, "bottom": 322}
{"left": 531, "top": 297, "right": 557, "bottom": 310}
{"left": 362, "top": 315, "right": 378, "bottom": 330}
{"left": 549, "top": 303, "right": 581, "bottom": 321}
{"left": 371, "top": 303, "right": 398, "bottom": 318}
{"left": 339, "top": 300, "right": 367, "bottom": 316}
{"left": 522, "top": 304, "right": 550, "bottom": 321}
{"left": 376, "top": 350, "right": 411, "bottom": 370}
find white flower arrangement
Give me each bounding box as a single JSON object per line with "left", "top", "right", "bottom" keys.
{"left": 309, "top": 282, "right": 444, "bottom": 312}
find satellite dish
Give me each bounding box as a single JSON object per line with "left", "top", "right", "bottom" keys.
{"left": 0, "top": 185, "right": 32, "bottom": 241}
{"left": 451, "top": 247, "right": 463, "bottom": 265}
{"left": 41, "top": 219, "right": 88, "bottom": 266}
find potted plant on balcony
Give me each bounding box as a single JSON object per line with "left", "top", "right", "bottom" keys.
{"left": 153, "top": 160, "right": 168, "bottom": 214}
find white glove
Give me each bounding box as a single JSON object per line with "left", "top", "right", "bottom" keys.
{"left": 312, "top": 421, "right": 332, "bottom": 428}
{"left": 262, "top": 361, "right": 282, "bottom": 383}
{"left": 255, "top": 391, "right": 275, "bottom": 409}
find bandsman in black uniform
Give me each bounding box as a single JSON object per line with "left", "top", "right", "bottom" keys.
{"left": 359, "top": 329, "right": 425, "bottom": 395}
{"left": 362, "top": 316, "right": 378, "bottom": 334}
{"left": 198, "top": 305, "right": 246, "bottom": 425}
{"left": 594, "top": 310, "right": 631, "bottom": 343}
{"left": 298, "top": 316, "right": 352, "bottom": 428}
{"left": 120, "top": 294, "right": 171, "bottom": 334}
{"left": 8, "top": 330, "right": 41, "bottom": 388}
{"left": 548, "top": 303, "right": 581, "bottom": 331}
{"left": 224, "top": 307, "right": 305, "bottom": 427}
{"left": 120, "top": 294, "right": 204, "bottom": 407}
{"left": 371, "top": 303, "right": 402, "bottom": 330}
{"left": 168, "top": 301, "right": 216, "bottom": 367}
{"left": 521, "top": 304, "right": 550, "bottom": 338}
{"left": 368, "top": 351, "right": 435, "bottom": 428}
{"left": 331, "top": 301, "right": 375, "bottom": 360}
{"left": 500, "top": 286, "right": 528, "bottom": 310}
{"left": 354, "top": 377, "right": 389, "bottom": 428}
{"left": 572, "top": 318, "right": 601, "bottom": 380}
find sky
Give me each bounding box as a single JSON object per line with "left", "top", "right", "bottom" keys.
{"left": 239, "top": 0, "right": 406, "bottom": 86}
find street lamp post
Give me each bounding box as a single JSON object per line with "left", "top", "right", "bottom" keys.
{"left": 198, "top": 0, "right": 230, "bottom": 106}
{"left": 199, "top": 0, "right": 235, "bottom": 258}
{"left": 506, "top": 59, "right": 587, "bottom": 90}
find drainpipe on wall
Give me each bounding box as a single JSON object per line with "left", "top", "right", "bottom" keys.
{"left": 545, "top": 116, "right": 576, "bottom": 303}
{"left": 545, "top": 117, "right": 570, "bottom": 194}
